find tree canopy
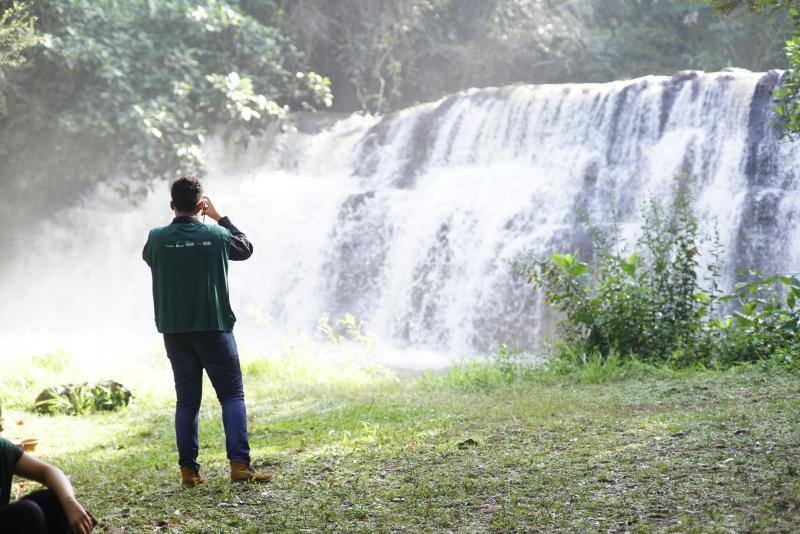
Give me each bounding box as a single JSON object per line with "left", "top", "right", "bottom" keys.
{"left": 275, "top": 0, "right": 792, "bottom": 113}
{"left": 709, "top": 1, "right": 800, "bottom": 134}
{"left": 0, "top": 0, "right": 331, "bottom": 215}
{"left": 0, "top": 0, "right": 795, "bottom": 223}
{"left": 0, "top": 2, "right": 38, "bottom": 117}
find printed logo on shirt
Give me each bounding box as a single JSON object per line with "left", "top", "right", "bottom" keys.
{"left": 165, "top": 241, "right": 212, "bottom": 249}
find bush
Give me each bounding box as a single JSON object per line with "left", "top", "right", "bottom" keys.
{"left": 34, "top": 381, "right": 132, "bottom": 415}
{"left": 517, "top": 176, "right": 800, "bottom": 367}
{"left": 516, "top": 177, "right": 715, "bottom": 363}
{"left": 709, "top": 272, "right": 800, "bottom": 364}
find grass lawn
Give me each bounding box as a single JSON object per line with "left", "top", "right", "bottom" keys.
{"left": 2, "top": 352, "right": 800, "bottom": 533}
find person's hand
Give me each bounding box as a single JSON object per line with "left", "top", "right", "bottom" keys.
{"left": 63, "top": 497, "right": 95, "bottom": 534}
{"left": 14, "top": 454, "right": 95, "bottom": 533}
{"left": 202, "top": 196, "right": 223, "bottom": 222}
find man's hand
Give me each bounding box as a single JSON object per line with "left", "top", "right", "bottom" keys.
{"left": 202, "top": 196, "right": 223, "bottom": 222}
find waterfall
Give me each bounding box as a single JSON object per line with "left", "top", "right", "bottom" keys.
{"left": 2, "top": 69, "right": 798, "bottom": 367}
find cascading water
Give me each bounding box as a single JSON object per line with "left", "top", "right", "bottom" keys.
{"left": 2, "top": 69, "right": 798, "bottom": 368}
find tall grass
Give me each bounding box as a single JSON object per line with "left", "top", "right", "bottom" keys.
{"left": 0, "top": 328, "right": 399, "bottom": 414}
{"left": 419, "top": 344, "right": 710, "bottom": 392}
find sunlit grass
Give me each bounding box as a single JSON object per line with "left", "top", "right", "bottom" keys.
{"left": 2, "top": 348, "right": 799, "bottom": 532}
{"left": 1, "top": 326, "right": 399, "bottom": 411}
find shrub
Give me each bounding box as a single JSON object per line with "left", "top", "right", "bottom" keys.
{"left": 708, "top": 272, "right": 800, "bottom": 364}
{"left": 516, "top": 177, "right": 716, "bottom": 363}
{"left": 34, "top": 381, "right": 132, "bottom": 415}
{"left": 517, "top": 176, "right": 800, "bottom": 368}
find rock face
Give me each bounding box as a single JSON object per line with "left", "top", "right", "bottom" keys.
{"left": 35, "top": 381, "right": 132, "bottom": 415}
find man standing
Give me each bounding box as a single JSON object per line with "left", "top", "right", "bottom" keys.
{"left": 143, "top": 176, "right": 272, "bottom": 486}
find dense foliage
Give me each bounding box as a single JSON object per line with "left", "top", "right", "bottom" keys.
{"left": 0, "top": 0, "right": 794, "bottom": 223}
{"left": 276, "top": 0, "right": 792, "bottom": 113}
{"left": 517, "top": 179, "right": 800, "bottom": 367}
{"left": 710, "top": 0, "right": 800, "bottom": 135}
{"left": 0, "top": 2, "right": 38, "bottom": 117}
{"left": 0, "top": 0, "right": 331, "bottom": 216}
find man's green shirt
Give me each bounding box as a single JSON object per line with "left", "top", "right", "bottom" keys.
{"left": 145, "top": 217, "right": 252, "bottom": 333}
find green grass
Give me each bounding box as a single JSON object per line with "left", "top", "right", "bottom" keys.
{"left": 2, "top": 352, "right": 800, "bottom": 533}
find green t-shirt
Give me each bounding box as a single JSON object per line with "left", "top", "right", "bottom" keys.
{"left": 0, "top": 437, "right": 22, "bottom": 506}
{"left": 147, "top": 221, "right": 236, "bottom": 333}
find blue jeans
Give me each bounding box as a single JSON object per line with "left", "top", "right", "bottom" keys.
{"left": 164, "top": 331, "right": 250, "bottom": 470}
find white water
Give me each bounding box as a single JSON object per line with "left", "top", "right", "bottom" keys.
{"left": 2, "top": 69, "right": 799, "bottom": 369}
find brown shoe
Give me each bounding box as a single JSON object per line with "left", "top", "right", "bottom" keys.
{"left": 230, "top": 461, "right": 274, "bottom": 483}
{"left": 180, "top": 466, "right": 204, "bottom": 487}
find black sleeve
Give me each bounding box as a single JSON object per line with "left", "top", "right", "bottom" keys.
{"left": 218, "top": 216, "right": 254, "bottom": 261}
{"left": 142, "top": 241, "right": 151, "bottom": 266}
{"left": 11, "top": 446, "right": 22, "bottom": 465}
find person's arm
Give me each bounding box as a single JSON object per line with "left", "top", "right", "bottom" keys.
{"left": 142, "top": 241, "right": 151, "bottom": 266}
{"left": 218, "top": 217, "right": 254, "bottom": 261}
{"left": 14, "top": 452, "right": 95, "bottom": 534}
{"left": 202, "top": 196, "right": 254, "bottom": 261}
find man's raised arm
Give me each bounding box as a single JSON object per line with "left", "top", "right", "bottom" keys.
{"left": 202, "top": 196, "right": 253, "bottom": 261}
{"left": 218, "top": 217, "right": 253, "bottom": 261}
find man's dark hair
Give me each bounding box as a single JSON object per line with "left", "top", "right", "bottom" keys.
{"left": 171, "top": 176, "right": 203, "bottom": 212}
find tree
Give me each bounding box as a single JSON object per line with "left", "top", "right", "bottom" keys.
{"left": 709, "top": 0, "right": 800, "bottom": 135}
{"left": 273, "top": 0, "right": 791, "bottom": 114}
{"left": 0, "top": 2, "right": 39, "bottom": 117}
{"left": 0, "top": 0, "right": 332, "bottom": 221}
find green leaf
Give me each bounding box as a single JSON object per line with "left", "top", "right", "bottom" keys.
{"left": 572, "top": 263, "right": 589, "bottom": 277}
{"left": 761, "top": 275, "right": 778, "bottom": 286}
{"left": 551, "top": 253, "right": 573, "bottom": 273}
{"left": 694, "top": 292, "right": 711, "bottom": 305}
{"left": 621, "top": 253, "right": 639, "bottom": 277}
{"left": 710, "top": 318, "right": 732, "bottom": 330}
